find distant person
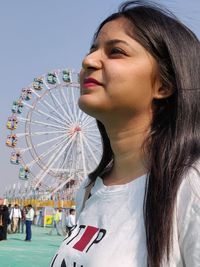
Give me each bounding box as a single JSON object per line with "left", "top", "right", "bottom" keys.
{"left": 9, "top": 204, "right": 21, "bottom": 233}
{"left": 65, "top": 208, "right": 75, "bottom": 236}
{"left": 49, "top": 208, "right": 62, "bottom": 236}
{"left": 25, "top": 204, "right": 34, "bottom": 241}
{"left": 7, "top": 204, "right": 12, "bottom": 234}
{"left": 17, "top": 207, "right": 22, "bottom": 233}
{"left": 8, "top": 204, "right": 12, "bottom": 215}
{"left": 20, "top": 206, "right": 27, "bottom": 234}
{"left": 0, "top": 205, "right": 10, "bottom": 241}
{"left": 36, "top": 209, "right": 43, "bottom": 226}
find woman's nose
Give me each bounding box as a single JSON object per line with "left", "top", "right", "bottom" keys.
{"left": 82, "top": 51, "right": 102, "bottom": 70}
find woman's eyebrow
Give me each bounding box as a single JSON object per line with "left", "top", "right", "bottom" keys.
{"left": 90, "top": 39, "right": 131, "bottom": 50}
{"left": 105, "top": 39, "right": 131, "bottom": 48}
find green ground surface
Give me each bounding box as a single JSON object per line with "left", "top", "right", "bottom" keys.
{"left": 0, "top": 226, "right": 64, "bottom": 267}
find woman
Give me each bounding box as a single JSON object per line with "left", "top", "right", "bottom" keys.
{"left": 50, "top": 1, "right": 200, "bottom": 266}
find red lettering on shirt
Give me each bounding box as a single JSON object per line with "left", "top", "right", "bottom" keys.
{"left": 73, "top": 226, "right": 99, "bottom": 252}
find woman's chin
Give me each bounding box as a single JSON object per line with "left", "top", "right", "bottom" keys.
{"left": 78, "top": 98, "right": 96, "bottom": 117}
{"left": 78, "top": 97, "right": 106, "bottom": 119}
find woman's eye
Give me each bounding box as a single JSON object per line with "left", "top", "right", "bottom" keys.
{"left": 110, "top": 48, "right": 126, "bottom": 55}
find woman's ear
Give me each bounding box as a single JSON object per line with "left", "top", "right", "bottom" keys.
{"left": 153, "top": 82, "right": 174, "bottom": 100}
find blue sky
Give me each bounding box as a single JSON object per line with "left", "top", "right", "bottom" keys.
{"left": 1, "top": 0, "right": 200, "bottom": 197}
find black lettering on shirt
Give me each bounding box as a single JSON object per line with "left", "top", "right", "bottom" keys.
{"left": 66, "top": 225, "right": 86, "bottom": 245}
{"left": 50, "top": 253, "right": 58, "bottom": 267}
{"left": 86, "top": 229, "right": 107, "bottom": 252}
{"left": 61, "top": 259, "right": 67, "bottom": 267}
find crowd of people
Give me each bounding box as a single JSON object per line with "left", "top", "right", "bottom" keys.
{"left": 0, "top": 203, "right": 76, "bottom": 242}
{"left": 0, "top": 203, "right": 35, "bottom": 241}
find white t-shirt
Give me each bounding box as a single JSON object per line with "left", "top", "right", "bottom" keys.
{"left": 26, "top": 208, "right": 35, "bottom": 221}
{"left": 50, "top": 167, "right": 200, "bottom": 267}
{"left": 66, "top": 214, "right": 76, "bottom": 227}
{"left": 10, "top": 207, "right": 22, "bottom": 219}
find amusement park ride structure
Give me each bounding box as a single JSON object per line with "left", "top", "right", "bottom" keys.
{"left": 5, "top": 68, "right": 102, "bottom": 203}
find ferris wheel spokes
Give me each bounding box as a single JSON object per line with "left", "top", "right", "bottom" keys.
{"left": 80, "top": 115, "right": 96, "bottom": 129}
{"left": 50, "top": 174, "right": 75, "bottom": 195}
{"left": 24, "top": 134, "right": 72, "bottom": 177}
{"left": 60, "top": 88, "right": 75, "bottom": 123}
{"left": 57, "top": 135, "right": 81, "bottom": 175}
{"left": 29, "top": 129, "right": 67, "bottom": 136}
{"left": 32, "top": 132, "right": 70, "bottom": 148}
{"left": 79, "top": 132, "right": 88, "bottom": 178}
{"left": 32, "top": 106, "right": 67, "bottom": 127}
{"left": 41, "top": 98, "right": 71, "bottom": 123}
{"left": 71, "top": 86, "right": 79, "bottom": 123}
{"left": 48, "top": 89, "right": 74, "bottom": 123}
{"left": 82, "top": 133, "right": 102, "bottom": 152}
{"left": 28, "top": 119, "right": 67, "bottom": 130}
{"left": 81, "top": 132, "right": 101, "bottom": 165}
{"left": 19, "top": 114, "right": 70, "bottom": 132}
{"left": 34, "top": 131, "right": 78, "bottom": 189}
{"left": 83, "top": 121, "right": 99, "bottom": 131}
{"left": 26, "top": 135, "right": 69, "bottom": 168}
{"left": 39, "top": 94, "right": 71, "bottom": 121}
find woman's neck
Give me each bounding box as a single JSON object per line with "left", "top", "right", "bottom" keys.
{"left": 103, "top": 117, "right": 150, "bottom": 185}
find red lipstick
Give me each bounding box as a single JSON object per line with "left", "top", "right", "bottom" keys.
{"left": 83, "top": 77, "right": 102, "bottom": 88}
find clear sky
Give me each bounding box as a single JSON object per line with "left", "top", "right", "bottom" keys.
{"left": 0, "top": 0, "right": 200, "bottom": 197}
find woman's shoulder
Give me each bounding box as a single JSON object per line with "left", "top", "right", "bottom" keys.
{"left": 178, "top": 162, "right": 200, "bottom": 204}
{"left": 75, "top": 177, "right": 91, "bottom": 218}
{"left": 176, "top": 161, "right": 200, "bottom": 226}
{"left": 176, "top": 161, "right": 200, "bottom": 264}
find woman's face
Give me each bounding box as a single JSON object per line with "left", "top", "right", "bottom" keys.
{"left": 79, "top": 18, "right": 160, "bottom": 123}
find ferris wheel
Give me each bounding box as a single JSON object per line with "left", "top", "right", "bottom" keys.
{"left": 6, "top": 68, "right": 102, "bottom": 198}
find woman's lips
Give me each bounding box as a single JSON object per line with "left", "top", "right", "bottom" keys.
{"left": 83, "top": 77, "right": 102, "bottom": 88}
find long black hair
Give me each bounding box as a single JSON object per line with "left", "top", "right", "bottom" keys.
{"left": 88, "top": 1, "right": 200, "bottom": 266}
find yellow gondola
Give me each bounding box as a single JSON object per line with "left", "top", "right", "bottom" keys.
{"left": 6, "top": 134, "right": 17, "bottom": 147}
{"left": 6, "top": 116, "right": 18, "bottom": 130}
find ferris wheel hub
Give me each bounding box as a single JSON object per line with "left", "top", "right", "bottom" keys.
{"left": 68, "top": 126, "right": 81, "bottom": 135}
{"left": 75, "top": 126, "right": 81, "bottom": 131}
